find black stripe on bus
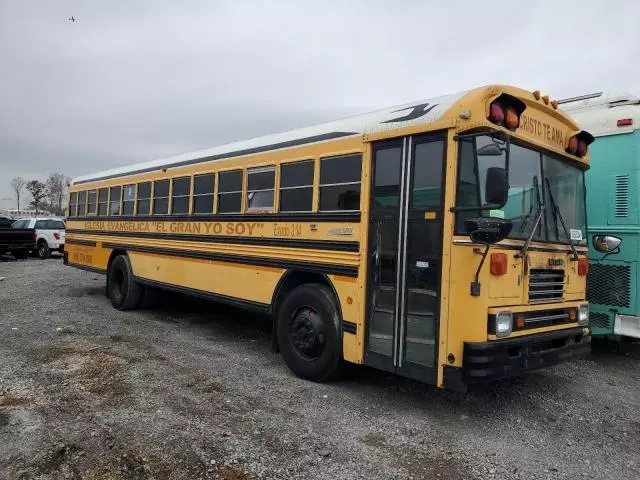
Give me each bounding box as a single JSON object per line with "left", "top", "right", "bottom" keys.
{"left": 133, "top": 277, "right": 270, "bottom": 313}
{"left": 67, "top": 262, "right": 106, "bottom": 275}
{"left": 70, "top": 212, "right": 361, "bottom": 223}
{"left": 66, "top": 229, "right": 359, "bottom": 252}
{"left": 73, "top": 131, "right": 359, "bottom": 185}
{"left": 102, "top": 242, "right": 359, "bottom": 277}
{"left": 342, "top": 320, "right": 357, "bottom": 335}
{"left": 65, "top": 239, "right": 97, "bottom": 247}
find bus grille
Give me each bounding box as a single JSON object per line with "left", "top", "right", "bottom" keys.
{"left": 528, "top": 269, "right": 564, "bottom": 303}
{"left": 589, "top": 312, "right": 611, "bottom": 330}
{"left": 588, "top": 264, "right": 631, "bottom": 308}
{"left": 524, "top": 309, "right": 570, "bottom": 328}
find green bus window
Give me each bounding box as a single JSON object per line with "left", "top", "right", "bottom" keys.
{"left": 280, "top": 160, "right": 313, "bottom": 212}
{"left": 97, "top": 188, "right": 108, "bottom": 216}
{"left": 171, "top": 177, "right": 191, "bottom": 215}
{"left": 193, "top": 174, "right": 214, "bottom": 214}
{"left": 218, "top": 170, "right": 242, "bottom": 214}
{"left": 109, "top": 186, "right": 122, "bottom": 215}
{"left": 247, "top": 166, "right": 275, "bottom": 211}
{"left": 319, "top": 154, "right": 361, "bottom": 211}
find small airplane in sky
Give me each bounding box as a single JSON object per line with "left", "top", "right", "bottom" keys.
{"left": 69, "top": 16, "right": 75, "bottom": 22}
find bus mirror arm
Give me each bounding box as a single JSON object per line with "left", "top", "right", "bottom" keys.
{"left": 464, "top": 217, "right": 513, "bottom": 297}
{"left": 597, "top": 247, "right": 621, "bottom": 262}
{"left": 471, "top": 244, "right": 490, "bottom": 296}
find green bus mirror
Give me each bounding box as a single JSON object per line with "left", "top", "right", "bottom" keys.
{"left": 593, "top": 235, "right": 622, "bottom": 253}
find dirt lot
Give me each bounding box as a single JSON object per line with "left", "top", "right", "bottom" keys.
{"left": 0, "top": 257, "right": 638, "bottom": 480}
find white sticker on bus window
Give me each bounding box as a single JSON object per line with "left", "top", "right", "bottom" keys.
{"left": 570, "top": 229, "right": 583, "bottom": 241}
{"left": 489, "top": 209, "right": 505, "bottom": 219}
{"left": 416, "top": 261, "right": 429, "bottom": 269}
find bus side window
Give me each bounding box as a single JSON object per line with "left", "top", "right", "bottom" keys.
{"left": 218, "top": 170, "right": 243, "bottom": 214}
{"left": 319, "top": 154, "right": 361, "bottom": 211}
{"left": 153, "top": 180, "right": 170, "bottom": 215}
{"left": 171, "top": 177, "right": 191, "bottom": 215}
{"left": 109, "top": 186, "right": 122, "bottom": 215}
{"left": 97, "top": 188, "right": 108, "bottom": 215}
{"left": 193, "top": 174, "right": 215, "bottom": 214}
{"left": 137, "top": 183, "right": 151, "bottom": 215}
{"left": 87, "top": 190, "right": 97, "bottom": 215}
{"left": 77, "top": 191, "right": 87, "bottom": 216}
{"left": 123, "top": 184, "right": 136, "bottom": 215}
{"left": 247, "top": 166, "right": 275, "bottom": 211}
{"left": 280, "top": 160, "right": 313, "bottom": 212}
{"left": 69, "top": 192, "right": 78, "bottom": 217}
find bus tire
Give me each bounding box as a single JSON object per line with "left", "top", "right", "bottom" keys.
{"left": 107, "top": 254, "right": 144, "bottom": 311}
{"left": 276, "top": 283, "right": 341, "bottom": 382}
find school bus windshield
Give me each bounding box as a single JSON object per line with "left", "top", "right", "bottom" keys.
{"left": 455, "top": 134, "right": 587, "bottom": 245}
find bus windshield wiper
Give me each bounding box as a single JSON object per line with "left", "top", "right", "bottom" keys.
{"left": 516, "top": 176, "right": 544, "bottom": 259}
{"left": 544, "top": 178, "right": 579, "bottom": 260}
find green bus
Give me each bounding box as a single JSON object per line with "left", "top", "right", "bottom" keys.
{"left": 562, "top": 92, "right": 640, "bottom": 339}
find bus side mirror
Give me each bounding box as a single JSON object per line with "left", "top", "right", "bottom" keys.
{"left": 485, "top": 167, "right": 508, "bottom": 206}
{"left": 593, "top": 235, "right": 622, "bottom": 253}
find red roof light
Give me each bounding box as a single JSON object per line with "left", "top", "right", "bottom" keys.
{"left": 489, "top": 102, "right": 505, "bottom": 124}
{"left": 617, "top": 118, "right": 633, "bottom": 127}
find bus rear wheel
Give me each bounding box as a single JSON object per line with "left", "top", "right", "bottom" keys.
{"left": 276, "top": 284, "right": 341, "bottom": 382}
{"left": 107, "top": 255, "right": 144, "bottom": 311}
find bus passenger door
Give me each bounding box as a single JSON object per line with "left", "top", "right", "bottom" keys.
{"left": 365, "top": 133, "right": 445, "bottom": 383}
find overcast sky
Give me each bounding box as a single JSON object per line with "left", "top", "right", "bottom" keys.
{"left": 1, "top": 0, "right": 639, "bottom": 209}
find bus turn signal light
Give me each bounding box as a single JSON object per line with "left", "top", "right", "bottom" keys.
{"left": 578, "top": 257, "right": 588, "bottom": 276}
{"left": 490, "top": 253, "right": 508, "bottom": 275}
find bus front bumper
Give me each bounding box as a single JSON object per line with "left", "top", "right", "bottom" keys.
{"left": 614, "top": 314, "right": 640, "bottom": 339}
{"left": 462, "top": 327, "right": 590, "bottom": 383}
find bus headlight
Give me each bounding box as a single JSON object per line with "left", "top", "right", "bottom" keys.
{"left": 578, "top": 305, "right": 589, "bottom": 325}
{"left": 495, "top": 311, "right": 513, "bottom": 337}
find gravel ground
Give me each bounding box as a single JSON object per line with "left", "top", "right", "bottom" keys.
{"left": 0, "top": 257, "right": 638, "bottom": 480}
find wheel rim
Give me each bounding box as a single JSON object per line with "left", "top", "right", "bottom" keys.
{"left": 39, "top": 244, "right": 46, "bottom": 256}
{"left": 290, "top": 307, "right": 325, "bottom": 359}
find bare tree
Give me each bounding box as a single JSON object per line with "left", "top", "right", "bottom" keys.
{"left": 46, "top": 172, "right": 70, "bottom": 215}
{"left": 9, "top": 177, "right": 26, "bottom": 211}
{"left": 26, "top": 180, "right": 47, "bottom": 214}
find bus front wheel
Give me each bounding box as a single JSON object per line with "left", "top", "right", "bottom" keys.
{"left": 276, "top": 283, "right": 341, "bottom": 382}
{"left": 107, "top": 255, "right": 144, "bottom": 311}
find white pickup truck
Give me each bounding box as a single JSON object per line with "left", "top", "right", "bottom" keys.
{"left": 12, "top": 217, "right": 66, "bottom": 259}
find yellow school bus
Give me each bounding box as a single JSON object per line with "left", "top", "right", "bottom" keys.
{"left": 65, "top": 85, "right": 593, "bottom": 390}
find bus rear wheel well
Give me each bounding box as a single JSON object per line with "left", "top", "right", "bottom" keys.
{"left": 107, "top": 249, "right": 128, "bottom": 270}
{"left": 270, "top": 270, "right": 342, "bottom": 352}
